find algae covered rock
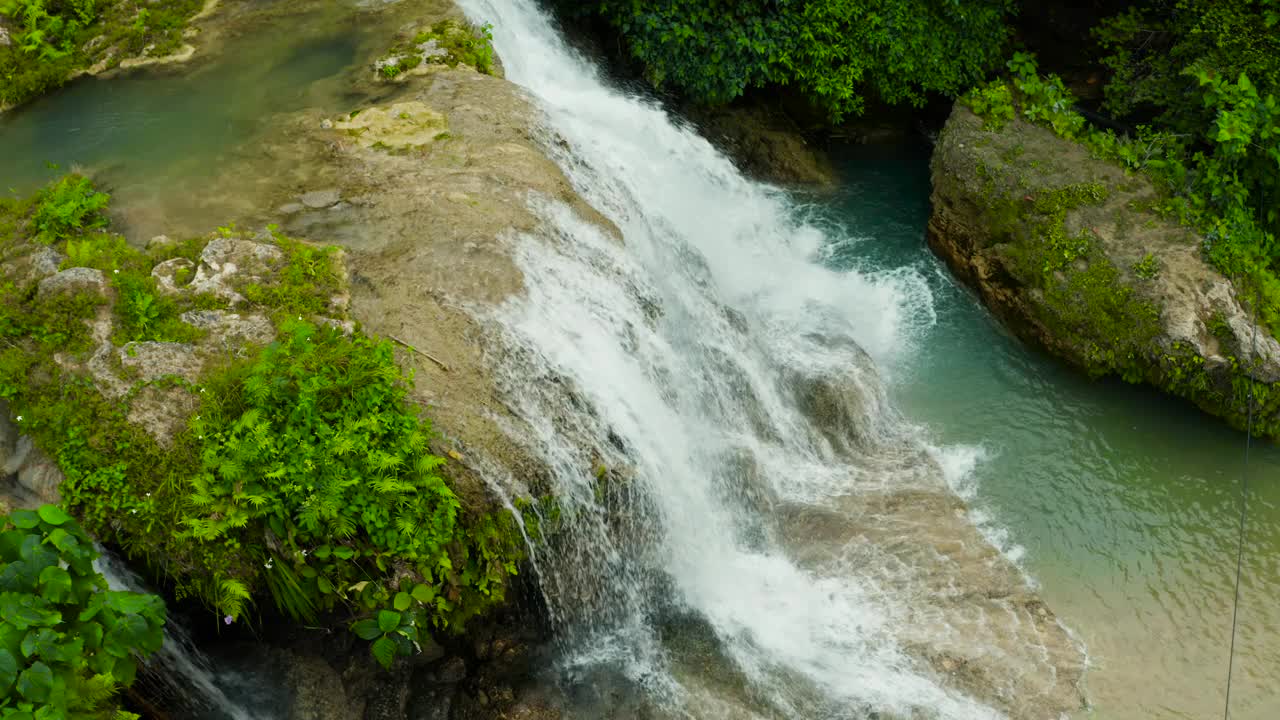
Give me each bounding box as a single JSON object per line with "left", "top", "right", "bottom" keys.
{"left": 928, "top": 104, "right": 1280, "bottom": 438}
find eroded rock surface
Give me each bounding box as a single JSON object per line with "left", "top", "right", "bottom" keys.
{"left": 930, "top": 104, "right": 1280, "bottom": 438}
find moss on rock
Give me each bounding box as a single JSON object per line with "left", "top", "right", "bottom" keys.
{"left": 0, "top": 176, "right": 530, "bottom": 668}
{"left": 929, "top": 104, "right": 1280, "bottom": 439}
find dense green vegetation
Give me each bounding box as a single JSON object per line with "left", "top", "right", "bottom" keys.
{"left": 0, "top": 506, "right": 165, "bottom": 719}
{"left": 375, "top": 19, "right": 496, "bottom": 80}
{"left": 563, "top": 1, "right": 1279, "bottom": 337}
{"left": 965, "top": 44, "right": 1280, "bottom": 335}
{"left": 0, "top": 0, "right": 204, "bottom": 108}
{"left": 0, "top": 177, "right": 527, "bottom": 671}
{"left": 559, "top": 0, "right": 1014, "bottom": 120}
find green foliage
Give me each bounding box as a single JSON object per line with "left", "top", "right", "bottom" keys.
{"left": 240, "top": 231, "right": 342, "bottom": 319}
{"left": 965, "top": 81, "right": 1014, "bottom": 130}
{"left": 966, "top": 50, "right": 1280, "bottom": 337}
{"left": 183, "top": 319, "right": 518, "bottom": 641}
{"left": 0, "top": 505, "right": 166, "bottom": 719}
{"left": 562, "top": 0, "right": 1014, "bottom": 120}
{"left": 0, "top": 0, "right": 204, "bottom": 108}
{"left": 29, "top": 175, "right": 110, "bottom": 245}
{"left": 1, "top": 176, "right": 527, "bottom": 671}
{"left": 1134, "top": 253, "right": 1160, "bottom": 280}
{"left": 378, "top": 20, "right": 496, "bottom": 79}
{"left": 0, "top": 0, "right": 98, "bottom": 62}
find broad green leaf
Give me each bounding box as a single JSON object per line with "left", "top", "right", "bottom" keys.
{"left": 0, "top": 648, "right": 18, "bottom": 693}
{"left": 376, "top": 610, "right": 400, "bottom": 634}
{"left": 350, "top": 619, "right": 382, "bottom": 641}
{"left": 16, "top": 661, "right": 52, "bottom": 702}
{"left": 20, "top": 629, "right": 61, "bottom": 661}
{"left": 112, "top": 655, "right": 138, "bottom": 686}
{"left": 333, "top": 547, "right": 355, "bottom": 560}
{"left": 411, "top": 584, "right": 435, "bottom": 603}
{"left": 104, "top": 591, "right": 158, "bottom": 616}
{"left": 0, "top": 594, "right": 61, "bottom": 630}
{"left": 37, "top": 566, "right": 71, "bottom": 603}
{"left": 9, "top": 511, "right": 40, "bottom": 530}
{"left": 370, "top": 635, "right": 397, "bottom": 670}
{"left": 393, "top": 592, "right": 411, "bottom": 612}
{"left": 36, "top": 506, "right": 71, "bottom": 527}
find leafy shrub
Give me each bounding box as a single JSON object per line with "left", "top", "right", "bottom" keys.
{"left": 0, "top": 0, "right": 205, "bottom": 108}
{"left": 966, "top": 51, "right": 1280, "bottom": 337}
{"left": 30, "top": 174, "right": 110, "bottom": 245}
{"left": 0, "top": 505, "right": 166, "bottom": 719}
{"left": 559, "top": 0, "right": 1014, "bottom": 120}
{"left": 2, "top": 177, "right": 527, "bottom": 671}
{"left": 377, "top": 20, "right": 496, "bottom": 80}
{"left": 965, "top": 81, "right": 1014, "bottom": 129}
{"left": 184, "top": 320, "right": 517, "bottom": 634}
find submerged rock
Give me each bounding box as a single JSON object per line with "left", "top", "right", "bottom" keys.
{"left": 929, "top": 104, "right": 1280, "bottom": 438}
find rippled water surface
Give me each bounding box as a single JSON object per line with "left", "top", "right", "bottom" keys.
{"left": 0, "top": 3, "right": 369, "bottom": 238}
{"left": 822, "top": 142, "right": 1280, "bottom": 719}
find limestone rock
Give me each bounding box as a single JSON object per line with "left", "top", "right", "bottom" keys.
{"left": 0, "top": 401, "right": 14, "bottom": 472}
{"left": 0, "top": 24, "right": 10, "bottom": 48}
{"left": 118, "top": 342, "right": 204, "bottom": 383}
{"left": 28, "top": 247, "right": 63, "bottom": 279}
{"left": 300, "top": 189, "right": 342, "bottom": 209}
{"left": 330, "top": 102, "right": 449, "bottom": 150}
{"left": 37, "top": 267, "right": 108, "bottom": 300}
{"left": 284, "top": 651, "right": 364, "bottom": 720}
{"left": 126, "top": 386, "right": 200, "bottom": 448}
{"left": 189, "top": 237, "right": 284, "bottom": 304}
{"left": 180, "top": 309, "right": 275, "bottom": 346}
{"left": 928, "top": 103, "right": 1280, "bottom": 438}
{"left": 152, "top": 257, "right": 196, "bottom": 294}
{"left": 3, "top": 437, "right": 63, "bottom": 506}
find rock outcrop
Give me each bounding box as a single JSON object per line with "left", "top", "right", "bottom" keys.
{"left": 929, "top": 104, "right": 1280, "bottom": 438}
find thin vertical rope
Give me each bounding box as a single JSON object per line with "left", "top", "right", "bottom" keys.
{"left": 1223, "top": 286, "right": 1261, "bottom": 720}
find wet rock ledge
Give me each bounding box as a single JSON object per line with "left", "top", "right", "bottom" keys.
{"left": 929, "top": 104, "right": 1280, "bottom": 438}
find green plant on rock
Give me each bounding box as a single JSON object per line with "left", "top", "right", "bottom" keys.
{"left": 0, "top": 505, "right": 166, "bottom": 720}
{"left": 964, "top": 81, "right": 1014, "bottom": 130}
{"left": 29, "top": 174, "right": 110, "bottom": 245}
{"left": 968, "top": 48, "right": 1280, "bottom": 338}
{"left": 183, "top": 320, "right": 522, "bottom": 645}
{"left": 240, "top": 233, "right": 342, "bottom": 318}
{"left": 1134, "top": 253, "right": 1160, "bottom": 280}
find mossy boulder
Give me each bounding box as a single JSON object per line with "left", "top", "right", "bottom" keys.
{"left": 929, "top": 104, "right": 1280, "bottom": 439}
{"left": 0, "top": 195, "right": 527, "bottom": 666}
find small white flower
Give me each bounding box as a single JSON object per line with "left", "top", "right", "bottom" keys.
{"left": 130, "top": 509, "right": 137, "bottom": 514}
{"left": 301, "top": 550, "right": 308, "bottom": 557}
{"left": 145, "top": 492, "right": 151, "bottom": 497}
{"left": 113, "top": 269, "right": 119, "bottom": 274}
{"left": 14, "top": 416, "right": 21, "bottom": 422}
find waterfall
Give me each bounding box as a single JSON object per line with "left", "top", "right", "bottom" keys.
{"left": 95, "top": 552, "right": 268, "bottom": 720}
{"left": 449, "top": 1, "right": 1081, "bottom": 719}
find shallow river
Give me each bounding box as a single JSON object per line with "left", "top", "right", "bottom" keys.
{"left": 2, "top": 3, "right": 1278, "bottom": 719}
{"left": 823, "top": 143, "right": 1280, "bottom": 719}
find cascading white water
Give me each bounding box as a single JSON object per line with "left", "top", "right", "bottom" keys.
{"left": 95, "top": 552, "right": 266, "bottom": 720}
{"left": 452, "top": 1, "right": 1078, "bottom": 719}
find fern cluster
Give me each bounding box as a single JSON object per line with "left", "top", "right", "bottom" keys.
{"left": 183, "top": 320, "right": 521, "bottom": 665}
{"left": 1, "top": 176, "right": 528, "bottom": 671}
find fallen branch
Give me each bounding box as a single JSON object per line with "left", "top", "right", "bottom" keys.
{"left": 390, "top": 335, "right": 450, "bottom": 372}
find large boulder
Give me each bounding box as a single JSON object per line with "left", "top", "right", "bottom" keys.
{"left": 929, "top": 104, "right": 1280, "bottom": 439}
